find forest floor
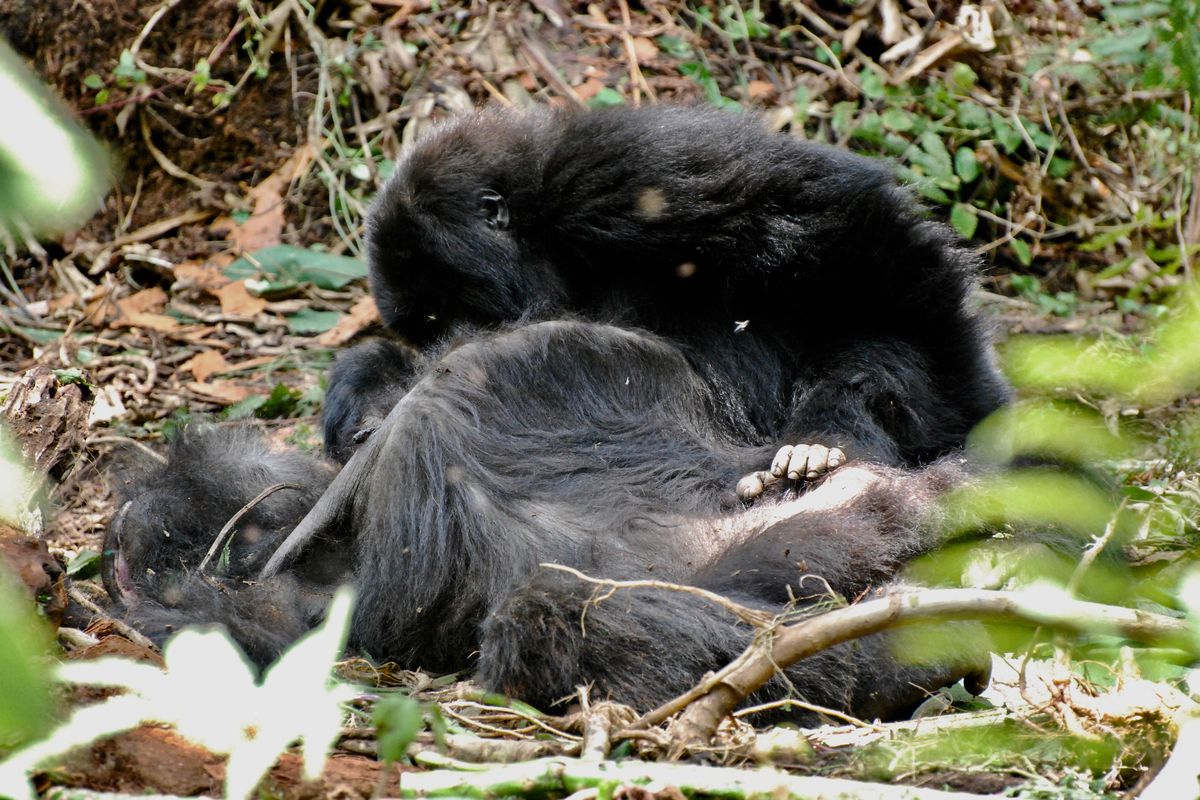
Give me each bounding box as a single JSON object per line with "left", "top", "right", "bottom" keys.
{"left": 1, "top": 0, "right": 1199, "bottom": 798}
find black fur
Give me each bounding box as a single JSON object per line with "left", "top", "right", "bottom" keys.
{"left": 323, "top": 338, "right": 421, "bottom": 463}
{"left": 111, "top": 106, "right": 1013, "bottom": 721}
{"left": 103, "top": 428, "right": 346, "bottom": 665}
{"left": 343, "top": 105, "right": 1011, "bottom": 466}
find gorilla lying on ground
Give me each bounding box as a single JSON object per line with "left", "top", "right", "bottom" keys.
{"left": 104, "top": 105, "right": 1012, "bottom": 721}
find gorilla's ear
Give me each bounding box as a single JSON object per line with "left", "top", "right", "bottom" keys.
{"left": 480, "top": 190, "right": 509, "bottom": 230}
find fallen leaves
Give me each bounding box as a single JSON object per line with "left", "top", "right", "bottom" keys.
{"left": 316, "top": 296, "right": 380, "bottom": 346}
{"left": 212, "top": 144, "right": 318, "bottom": 254}
{"left": 214, "top": 280, "right": 269, "bottom": 317}
{"left": 179, "top": 350, "right": 230, "bottom": 383}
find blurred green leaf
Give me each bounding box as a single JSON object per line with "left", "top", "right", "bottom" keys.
{"left": 949, "top": 62, "right": 978, "bottom": 93}
{"left": 374, "top": 695, "right": 423, "bottom": 764}
{"left": 950, "top": 203, "right": 978, "bottom": 239}
{"left": 588, "top": 88, "right": 625, "bottom": 108}
{"left": 1010, "top": 237, "right": 1033, "bottom": 266}
{"left": 969, "top": 400, "right": 1133, "bottom": 465}
{"left": 225, "top": 245, "right": 367, "bottom": 293}
{"left": 954, "top": 147, "right": 981, "bottom": 182}
{"left": 66, "top": 548, "right": 101, "bottom": 580}
{"left": 285, "top": 308, "right": 342, "bottom": 334}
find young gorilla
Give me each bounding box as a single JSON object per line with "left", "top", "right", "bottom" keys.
{"left": 107, "top": 106, "right": 1008, "bottom": 720}
{"left": 328, "top": 105, "right": 1011, "bottom": 477}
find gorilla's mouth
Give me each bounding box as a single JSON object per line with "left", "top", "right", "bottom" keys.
{"left": 101, "top": 500, "right": 138, "bottom": 604}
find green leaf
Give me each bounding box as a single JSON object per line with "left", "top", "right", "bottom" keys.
{"left": 955, "top": 100, "right": 991, "bottom": 133}
{"left": 375, "top": 695, "right": 424, "bottom": 763}
{"left": 0, "top": 570, "right": 52, "bottom": 745}
{"left": 881, "top": 108, "right": 915, "bottom": 132}
{"left": 257, "top": 383, "right": 304, "bottom": 418}
{"left": 588, "top": 87, "right": 625, "bottom": 108}
{"left": 83, "top": 74, "right": 104, "bottom": 90}
{"left": 918, "top": 131, "right": 954, "bottom": 180}
{"left": 53, "top": 367, "right": 90, "bottom": 387}
{"left": 656, "top": 34, "right": 692, "bottom": 58}
{"left": 225, "top": 245, "right": 367, "bottom": 292}
{"left": 990, "top": 113, "right": 1023, "bottom": 154}
{"left": 792, "top": 85, "right": 811, "bottom": 123}
{"left": 1048, "top": 155, "right": 1074, "bottom": 179}
{"left": 222, "top": 395, "right": 268, "bottom": 420}
{"left": 896, "top": 166, "right": 952, "bottom": 204}
{"left": 950, "top": 203, "right": 979, "bottom": 240}
{"left": 859, "top": 68, "right": 885, "bottom": 99}
{"left": 949, "top": 62, "right": 978, "bottom": 93}
{"left": 66, "top": 548, "right": 101, "bottom": 579}
{"left": 114, "top": 49, "right": 147, "bottom": 86}
{"left": 954, "top": 147, "right": 981, "bottom": 182}
{"left": 285, "top": 308, "right": 342, "bottom": 334}
{"left": 190, "top": 58, "right": 211, "bottom": 92}
{"left": 1010, "top": 237, "right": 1033, "bottom": 267}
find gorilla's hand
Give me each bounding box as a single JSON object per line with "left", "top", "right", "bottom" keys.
{"left": 735, "top": 443, "right": 847, "bottom": 501}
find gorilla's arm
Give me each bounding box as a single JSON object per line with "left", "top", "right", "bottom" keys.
{"left": 322, "top": 338, "right": 422, "bottom": 463}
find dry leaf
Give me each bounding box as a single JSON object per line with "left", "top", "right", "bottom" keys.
{"left": 214, "top": 144, "right": 317, "bottom": 253}
{"left": 117, "top": 287, "right": 168, "bottom": 316}
{"left": 574, "top": 78, "right": 606, "bottom": 102}
{"left": 50, "top": 292, "right": 79, "bottom": 313}
{"left": 316, "top": 296, "right": 381, "bottom": 347}
{"left": 111, "top": 312, "right": 180, "bottom": 333}
{"left": 747, "top": 80, "right": 775, "bottom": 100}
{"left": 187, "top": 380, "right": 252, "bottom": 405}
{"left": 219, "top": 355, "right": 277, "bottom": 374}
{"left": 631, "top": 37, "right": 658, "bottom": 64}
{"left": 180, "top": 350, "right": 230, "bottom": 383}
{"left": 174, "top": 262, "right": 231, "bottom": 290}
{"left": 213, "top": 280, "right": 268, "bottom": 317}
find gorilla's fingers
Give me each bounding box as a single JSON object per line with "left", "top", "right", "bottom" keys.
{"left": 769, "top": 445, "right": 793, "bottom": 477}
{"left": 736, "top": 469, "right": 779, "bottom": 501}
{"left": 786, "top": 444, "right": 813, "bottom": 480}
{"left": 742, "top": 443, "right": 850, "bottom": 500}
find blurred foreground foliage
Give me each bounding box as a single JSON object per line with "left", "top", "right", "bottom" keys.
{"left": 877, "top": 282, "right": 1200, "bottom": 786}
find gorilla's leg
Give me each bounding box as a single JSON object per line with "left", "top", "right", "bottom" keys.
{"left": 477, "top": 460, "right": 988, "bottom": 720}
{"left": 281, "top": 321, "right": 751, "bottom": 671}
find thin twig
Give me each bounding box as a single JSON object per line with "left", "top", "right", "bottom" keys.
{"left": 66, "top": 584, "right": 157, "bottom": 650}
{"left": 198, "top": 483, "right": 304, "bottom": 573}
{"left": 540, "top": 563, "right": 775, "bottom": 628}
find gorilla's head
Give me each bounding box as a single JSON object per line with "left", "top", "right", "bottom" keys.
{"left": 365, "top": 110, "right": 567, "bottom": 346}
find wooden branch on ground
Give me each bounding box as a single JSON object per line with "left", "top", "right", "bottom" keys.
{"left": 631, "top": 588, "right": 1186, "bottom": 749}
{"left": 45, "top": 756, "right": 994, "bottom": 800}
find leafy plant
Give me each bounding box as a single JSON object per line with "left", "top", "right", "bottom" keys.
{"left": 0, "top": 588, "right": 358, "bottom": 800}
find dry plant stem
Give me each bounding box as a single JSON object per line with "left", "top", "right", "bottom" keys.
{"left": 84, "top": 435, "right": 167, "bottom": 464}
{"left": 540, "top": 563, "right": 775, "bottom": 627}
{"left": 579, "top": 700, "right": 613, "bottom": 762}
{"left": 197, "top": 483, "right": 303, "bottom": 574}
{"left": 642, "top": 588, "right": 1185, "bottom": 747}
{"left": 46, "top": 760, "right": 992, "bottom": 800}
{"left": 66, "top": 584, "right": 157, "bottom": 650}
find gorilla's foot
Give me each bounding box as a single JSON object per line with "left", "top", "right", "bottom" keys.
{"left": 735, "top": 443, "right": 847, "bottom": 501}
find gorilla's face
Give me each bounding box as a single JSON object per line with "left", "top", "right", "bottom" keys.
{"left": 365, "top": 113, "right": 565, "bottom": 346}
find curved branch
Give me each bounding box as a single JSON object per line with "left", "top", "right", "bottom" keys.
{"left": 628, "top": 587, "right": 1187, "bottom": 748}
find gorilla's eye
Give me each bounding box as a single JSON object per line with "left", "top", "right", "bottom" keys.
{"left": 480, "top": 190, "right": 509, "bottom": 230}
